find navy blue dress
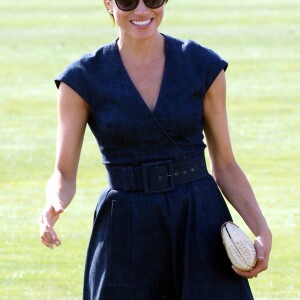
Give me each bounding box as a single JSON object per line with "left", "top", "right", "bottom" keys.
{"left": 55, "top": 34, "right": 254, "bottom": 300}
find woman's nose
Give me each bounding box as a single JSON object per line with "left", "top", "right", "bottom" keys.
{"left": 134, "top": 0, "right": 148, "bottom": 13}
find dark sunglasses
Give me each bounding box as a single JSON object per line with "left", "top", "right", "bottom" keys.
{"left": 114, "top": 0, "right": 168, "bottom": 11}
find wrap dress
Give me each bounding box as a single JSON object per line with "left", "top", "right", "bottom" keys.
{"left": 55, "top": 34, "right": 254, "bottom": 300}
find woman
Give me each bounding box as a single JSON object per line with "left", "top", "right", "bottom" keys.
{"left": 40, "top": 0, "right": 272, "bottom": 299}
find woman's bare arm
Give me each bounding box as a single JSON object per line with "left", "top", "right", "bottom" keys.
{"left": 203, "top": 71, "right": 272, "bottom": 278}
{"left": 40, "top": 83, "right": 89, "bottom": 249}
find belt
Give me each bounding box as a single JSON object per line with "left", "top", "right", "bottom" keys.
{"left": 105, "top": 155, "right": 208, "bottom": 194}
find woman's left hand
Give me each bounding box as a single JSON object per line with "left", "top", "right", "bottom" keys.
{"left": 232, "top": 230, "right": 272, "bottom": 279}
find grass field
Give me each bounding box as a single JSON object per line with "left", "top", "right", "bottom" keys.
{"left": 0, "top": 0, "right": 299, "bottom": 299}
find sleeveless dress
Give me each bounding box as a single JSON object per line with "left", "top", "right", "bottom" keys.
{"left": 55, "top": 34, "right": 254, "bottom": 300}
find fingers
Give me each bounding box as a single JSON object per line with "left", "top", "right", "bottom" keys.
{"left": 40, "top": 222, "right": 62, "bottom": 249}
{"left": 232, "top": 253, "right": 269, "bottom": 279}
{"left": 232, "top": 232, "right": 271, "bottom": 279}
{"left": 255, "top": 243, "right": 265, "bottom": 261}
{"left": 39, "top": 205, "right": 63, "bottom": 249}
{"left": 232, "top": 263, "right": 263, "bottom": 279}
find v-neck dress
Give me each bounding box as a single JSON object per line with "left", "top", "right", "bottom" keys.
{"left": 55, "top": 34, "right": 254, "bottom": 300}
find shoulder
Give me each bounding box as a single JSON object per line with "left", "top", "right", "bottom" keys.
{"left": 55, "top": 40, "right": 116, "bottom": 87}
{"left": 60, "top": 41, "right": 116, "bottom": 76}
{"left": 165, "top": 35, "right": 228, "bottom": 75}
{"left": 164, "top": 34, "right": 224, "bottom": 61}
{"left": 54, "top": 40, "right": 116, "bottom": 104}
{"left": 164, "top": 34, "right": 228, "bottom": 94}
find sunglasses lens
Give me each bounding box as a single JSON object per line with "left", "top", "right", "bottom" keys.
{"left": 115, "top": 0, "right": 166, "bottom": 11}
{"left": 144, "top": 0, "right": 165, "bottom": 9}
{"left": 115, "top": 0, "right": 138, "bottom": 11}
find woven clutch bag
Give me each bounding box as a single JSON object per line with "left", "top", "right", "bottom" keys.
{"left": 221, "top": 221, "right": 257, "bottom": 271}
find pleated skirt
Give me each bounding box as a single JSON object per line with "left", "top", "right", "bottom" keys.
{"left": 83, "top": 174, "right": 254, "bottom": 300}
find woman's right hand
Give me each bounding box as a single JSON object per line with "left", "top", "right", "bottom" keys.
{"left": 39, "top": 82, "right": 89, "bottom": 249}
{"left": 40, "top": 203, "right": 64, "bottom": 249}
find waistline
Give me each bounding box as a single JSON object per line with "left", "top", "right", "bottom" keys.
{"left": 105, "top": 155, "right": 208, "bottom": 194}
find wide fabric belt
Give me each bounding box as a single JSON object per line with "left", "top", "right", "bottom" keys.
{"left": 106, "top": 155, "right": 208, "bottom": 194}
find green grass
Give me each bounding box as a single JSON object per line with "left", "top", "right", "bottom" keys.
{"left": 0, "top": 0, "right": 299, "bottom": 298}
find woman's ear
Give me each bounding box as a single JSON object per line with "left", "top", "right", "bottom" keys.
{"left": 104, "top": 0, "right": 111, "bottom": 12}
{"left": 104, "top": 0, "right": 114, "bottom": 15}
{"left": 103, "top": 0, "right": 115, "bottom": 24}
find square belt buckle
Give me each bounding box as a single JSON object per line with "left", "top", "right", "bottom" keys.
{"left": 142, "top": 160, "right": 175, "bottom": 194}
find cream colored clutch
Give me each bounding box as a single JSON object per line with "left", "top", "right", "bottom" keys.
{"left": 221, "top": 221, "right": 257, "bottom": 271}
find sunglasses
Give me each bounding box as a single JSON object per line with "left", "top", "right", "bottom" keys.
{"left": 114, "top": 0, "right": 168, "bottom": 12}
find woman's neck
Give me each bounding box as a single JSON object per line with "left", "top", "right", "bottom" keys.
{"left": 117, "top": 32, "right": 165, "bottom": 64}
